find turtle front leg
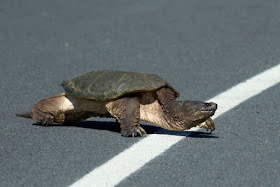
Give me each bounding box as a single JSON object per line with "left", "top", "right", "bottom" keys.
{"left": 106, "top": 97, "right": 146, "bottom": 137}
{"left": 196, "top": 118, "right": 215, "bottom": 132}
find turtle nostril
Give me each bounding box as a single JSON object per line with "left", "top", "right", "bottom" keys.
{"left": 210, "top": 102, "right": 217, "bottom": 110}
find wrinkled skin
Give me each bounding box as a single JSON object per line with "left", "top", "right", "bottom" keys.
{"left": 175, "top": 101, "right": 217, "bottom": 130}
{"left": 154, "top": 87, "right": 217, "bottom": 132}
{"left": 143, "top": 99, "right": 217, "bottom": 132}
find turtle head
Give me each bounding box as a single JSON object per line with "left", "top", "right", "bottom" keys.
{"left": 178, "top": 101, "right": 217, "bottom": 129}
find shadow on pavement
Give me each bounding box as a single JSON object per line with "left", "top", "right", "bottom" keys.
{"left": 33, "top": 120, "right": 218, "bottom": 138}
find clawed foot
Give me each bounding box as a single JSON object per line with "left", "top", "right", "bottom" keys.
{"left": 196, "top": 118, "right": 215, "bottom": 132}
{"left": 40, "top": 114, "right": 54, "bottom": 126}
{"left": 121, "top": 126, "right": 147, "bottom": 137}
{"left": 32, "top": 110, "right": 54, "bottom": 126}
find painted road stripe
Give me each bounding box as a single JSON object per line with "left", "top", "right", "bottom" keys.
{"left": 69, "top": 64, "right": 280, "bottom": 187}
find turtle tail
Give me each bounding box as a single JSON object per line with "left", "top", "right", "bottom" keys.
{"left": 16, "top": 112, "right": 32, "bottom": 119}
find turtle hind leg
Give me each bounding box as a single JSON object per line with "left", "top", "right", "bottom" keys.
{"left": 106, "top": 97, "right": 146, "bottom": 137}
{"left": 31, "top": 104, "right": 56, "bottom": 126}
{"left": 30, "top": 93, "right": 72, "bottom": 125}
{"left": 16, "top": 106, "right": 56, "bottom": 126}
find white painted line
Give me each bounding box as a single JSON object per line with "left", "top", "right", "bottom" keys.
{"left": 69, "top": 64, "right": 280, "bottom": 187}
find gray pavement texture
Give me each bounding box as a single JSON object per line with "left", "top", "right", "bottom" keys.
{"left": 0, "top": 0, "right": 280, "bottom": 186}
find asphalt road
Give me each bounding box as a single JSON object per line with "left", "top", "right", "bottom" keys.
{"left": 1, "top": 0, "right": 280, "bottom": 186}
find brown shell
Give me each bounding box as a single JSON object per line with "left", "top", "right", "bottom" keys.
{"left": 61, "top": 70, "right": 179, "bottom": 101}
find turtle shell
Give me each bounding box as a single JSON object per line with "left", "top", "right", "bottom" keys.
{"left": 61, "top": 70, "right": 179, "bottom": 101}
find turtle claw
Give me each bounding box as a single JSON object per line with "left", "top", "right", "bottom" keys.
{"left": 197, "top": 118, "right": 215, "bottom": 132}
{"left": 41, "top": 114, "right": 54, "bottom": 126}
{"left": 34, "top": 111, "right": 54, "bottom": 126}
{"left": 135, "top": 126, "right": 147, "bottom": 137}
{"left": 121, "top": 126, "right": 147, "bottom": 137}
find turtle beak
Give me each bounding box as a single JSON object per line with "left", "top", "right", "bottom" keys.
{"left": 201, "top": 102, "right": 217, "bottom": 116}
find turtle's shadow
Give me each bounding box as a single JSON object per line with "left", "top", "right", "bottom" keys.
{"left": 33, "top": 120, "right": 218, "bottom": 138}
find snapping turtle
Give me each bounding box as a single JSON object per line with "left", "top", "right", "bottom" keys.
{"left": 16, "top": 71, "right": 217, "bottom": 137}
